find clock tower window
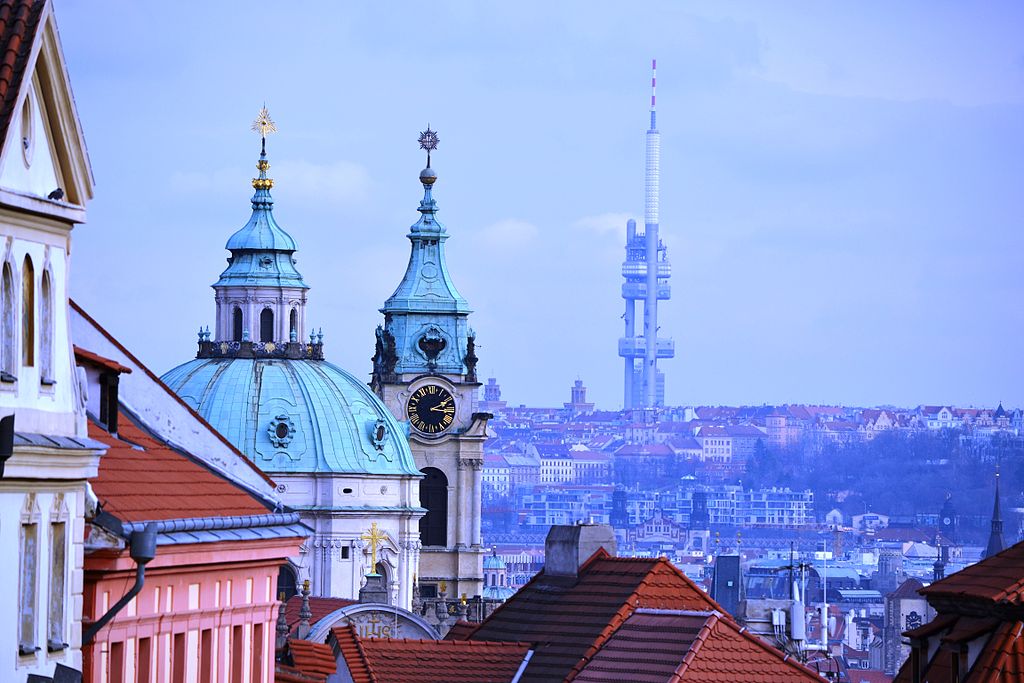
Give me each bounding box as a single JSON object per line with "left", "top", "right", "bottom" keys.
{"left": 419, "top": 467, "right": 448, "bottom": 547}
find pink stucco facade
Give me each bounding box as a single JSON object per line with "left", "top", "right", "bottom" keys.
{"left": 84, "top": 538, "right": 302, "bottom": 683}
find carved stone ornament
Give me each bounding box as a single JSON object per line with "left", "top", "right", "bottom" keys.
{"left": 268, "top": 413, "right": 296, "bottom": 448}
{"left": 417, "top": 326, "right": 447, "bottom": 368}
{"left": 370, "top": 418, "right": 389, "bottom": 451}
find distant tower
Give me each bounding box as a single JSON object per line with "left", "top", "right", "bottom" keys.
{"left": 984, "top": 467, "right": 1005, "bottom": 559}
{"left": 620, "top": 59, "right": 673, "bottom": 409}
{"left": 564, "top": 379, "right": 595, "bottom": 414}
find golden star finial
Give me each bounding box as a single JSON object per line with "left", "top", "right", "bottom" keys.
{"left": 252, "top": 106, "right": 277, "bottom": 139}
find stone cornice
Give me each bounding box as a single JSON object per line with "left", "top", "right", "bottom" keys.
{"left": 1, "top": 443, "right": 102, "bottom": 480}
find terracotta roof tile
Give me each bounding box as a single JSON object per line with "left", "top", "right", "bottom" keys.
{"left": 332, "top": 624, "right": 530, "bottom": 683}
{"left": 574, "top": 611, "right": 709, "bottom": 683}
{"left": 275, "top": 664, "right": 326, "bottom": 683}
{"left": 968, "top": 620, "right": 1024, "bottom": 682}
{"left": 88, "top": 415, "right": 270, "bottom": 522}
{"left": 575, "top": 610, "right": 819, "bottom": 683}
{"left": 74, "top": 345, "right": 132, "bottom": 375}
{"left": 676, "top": 612, "right": 820, "bottom": 682}
{"left": 457, "top": 551, "right": 727, "bottom": 682}
{"left": 72, "top": 301, "right": 279, "bottom": 489}
{"left": 0, "top": 0, "right": 42, "bottom": 147}
{"left": 288, "top": 639, "right": 336, "bottom": 677}
{"left": 443, "top": 620, "right": 478, "bottom": 641}
{"left": 919, "top": 540, "right": 1024, "bottom": 606}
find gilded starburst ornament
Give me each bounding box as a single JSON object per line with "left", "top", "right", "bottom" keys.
{"left": 251, "top": 106, "right": 277, "bottom": 139}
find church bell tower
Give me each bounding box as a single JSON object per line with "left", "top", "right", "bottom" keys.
{"left": 372, "top": 128, "right": 487, "bottom": 598}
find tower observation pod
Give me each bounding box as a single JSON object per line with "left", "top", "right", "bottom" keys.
{"left": 620, "top": 59, "right": 674, "bottom": 409}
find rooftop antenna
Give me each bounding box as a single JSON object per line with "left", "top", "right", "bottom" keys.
{"left": 650, "top": 58, "right": 657, "bottom": 129}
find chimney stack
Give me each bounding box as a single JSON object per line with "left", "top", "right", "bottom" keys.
{"left": 544, "top": 523, "right": 617, "bottom": 578}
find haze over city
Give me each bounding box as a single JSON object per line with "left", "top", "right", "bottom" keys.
{"left": 59, "top": 1, "right": 1024, "bottom": 409}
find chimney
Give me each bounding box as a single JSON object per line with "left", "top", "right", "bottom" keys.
{"left": 544, "top": 523, "right": 617, "bottom": 578}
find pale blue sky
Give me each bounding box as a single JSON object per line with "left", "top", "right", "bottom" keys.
{"left": 58, "top": 1, "right": 1024, "bottom": 409}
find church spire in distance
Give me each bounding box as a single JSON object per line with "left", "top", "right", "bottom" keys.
{"left": 984, "top": 465, "right": 1005, "bottom": 559}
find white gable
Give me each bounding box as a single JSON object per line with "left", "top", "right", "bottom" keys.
{"left": 0, "top": 7, "right": 92, "bottom": 214}
{"left": 0, "top": 76, "right": 62, "bottom": 199}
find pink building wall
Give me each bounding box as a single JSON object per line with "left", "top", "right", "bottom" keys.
{"left": 84, "top": 538, "right": 301, "bottom": 683}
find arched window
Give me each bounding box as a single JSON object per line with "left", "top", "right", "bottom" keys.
{"left": 419, "top": 467, "right": 448, "bottom": 547}
{"left": 1, "top": 262, "right": 14, "bottom": 376}
{"left": 276, "top": 564, "right": 298, "bottom": 603}
{"left": 289, "top": 308, "right": 297, "bottom": 341}
{"left": 21, "top": 256, "right": 33, "bottom": 367}
{"left": 39, "top": 270, "right": 52, "bottom": 382}
{"left": 232, "top": 307, "right": 243, "bottom": 342}
{"left": 259, "top": 308, "right": 273, "bottom": 343}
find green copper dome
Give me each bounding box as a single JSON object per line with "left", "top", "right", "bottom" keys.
{"left": 161, "top": 353, "right": 418, "bottom": 477}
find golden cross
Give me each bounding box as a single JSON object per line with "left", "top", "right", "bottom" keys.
{"left": 361, "top": 522, "right": 387, "bottom": 572}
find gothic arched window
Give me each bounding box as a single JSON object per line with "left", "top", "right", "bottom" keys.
{"left": 259, "top": 308, "right": 273, "bottom": 343}
{"left": 39, "top": 270, "right": 52, "bottom": 382}
{"left": 419, "top": 467, "right": 448, "bottom": 547}
{"left": 21, "top": 256, "right": 33, "bottom": 367}
{"left": 1, "top": 262, "right": 14, "bottom": 375}
{"left": 232, "top": 307, "right": 243, "bottom": 342}
{"left": 289, "top": 308, "right": 297, "bottom": 341}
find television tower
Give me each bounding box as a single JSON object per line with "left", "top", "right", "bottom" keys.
{"left": 620, "top": 60, "right": 674, "bottom": 409}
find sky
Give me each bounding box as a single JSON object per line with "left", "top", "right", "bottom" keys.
{"left": 56, "top": 1, "right": 1024, "bottom": 410}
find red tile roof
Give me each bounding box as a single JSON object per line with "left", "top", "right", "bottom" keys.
{"left": 919, "top": 541, "right": 1024, "bottom": 607}
{"left": 443, "top": 620, "right": 478, "bottom": 641}
{"left": 284, "top": 595, "right": 357, "bottom": 630}
{"left": 88, "top": 416, "right": 270, "bottom": 522}
{"left": 674, "top": 613, "right": 819, "bottom": 682}
{"left": 74, "top": 345, "right": 132, "bottom": 375}
{"left": 573, "top": 610, "right": 707, "bottom": 683}
{"left": 275, "top": 666, "right": 326, "bottom": 683}
{"left": 0, "top": 0, "right": 42, "bottom": 145}
{"left": 574, "top": 609, "right": 819, "bottom": 683}
{"left": 967, "top": 620, "right": 1024, "bottom": 682}
{"left": 288, "top": 639, "right": 336, "bottom": 678}
{"left": 456, "top": 550, "right": 728, "bottom": 681}
{"left": 72, "top": 301, "right": 278, "bottom": 488}
{"left": 894, "top": 540, "right": 1024, "bottom": 683}
{"left": 331, "top": 625, "right": 531, "bottom": 683}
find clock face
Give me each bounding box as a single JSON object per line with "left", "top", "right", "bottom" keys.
{"left": 943, "top": 517, "right": 951, "bottom": 525}
{"left": 406, "top": 384, "right": 455, "bottom": 434}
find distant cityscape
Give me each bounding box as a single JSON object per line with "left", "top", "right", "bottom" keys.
{"left": 479, "top": 377, "right": 1019, "bottom": 675}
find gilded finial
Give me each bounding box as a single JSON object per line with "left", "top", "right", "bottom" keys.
{"left": 418, "top": 125, "right": 439, "bottom": 168}
{"left": 252, "top": 106, "right": 277, "bottom": 145}
{"left": 251, "top": 106, "right": 276, "bottom": 191}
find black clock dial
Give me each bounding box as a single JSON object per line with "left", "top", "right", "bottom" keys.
{"left": 407, "top": 384, "right": 455, "bottom": 434}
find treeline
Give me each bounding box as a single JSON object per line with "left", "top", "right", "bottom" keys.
{"left": 745, "top": 430, "right": 1022, "bottom": 539}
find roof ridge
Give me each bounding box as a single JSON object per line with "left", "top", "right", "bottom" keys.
{"left": 668, "top": 612, "right": 718, "bottom": 682}
{"left": 335, "top": 624, "right": 375, "bottom": 683}
{"left": 566, "top": 557, "right": 682, "bottom": 681}
{"left": 714, "top": 613, "right": 821, "bottom": 679}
